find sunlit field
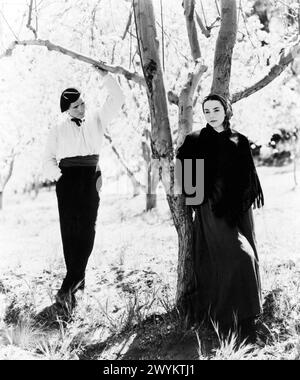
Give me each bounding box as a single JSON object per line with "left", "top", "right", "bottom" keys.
{"left": 1, "top": 165, "right": 300, "bottom": 360}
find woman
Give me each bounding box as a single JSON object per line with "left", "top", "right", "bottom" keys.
{"left": 43, "top": 67, "right": 125, "bottom": 310}
{"left": 176, "top": 94, "right": 264, "bottom": 342}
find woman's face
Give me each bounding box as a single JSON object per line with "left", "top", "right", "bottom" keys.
{"left": 203, "top": 100, "right": 226, "bottom": 129}
{"left": 68, "top": 97, "right": 85, "bottom": 119}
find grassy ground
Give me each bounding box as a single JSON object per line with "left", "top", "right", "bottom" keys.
{"left": 0, "top": 165, "right": 300, "bottom": 360}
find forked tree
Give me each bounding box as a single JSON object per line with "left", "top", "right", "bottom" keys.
{"left": 132, "top": 0, "right": 300, "bottom": 320}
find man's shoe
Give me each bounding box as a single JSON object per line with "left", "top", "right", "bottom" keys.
{"left": 55, "top": 290, "right": 76, "bottom": 312}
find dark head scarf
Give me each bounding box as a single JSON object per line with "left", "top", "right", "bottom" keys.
{"left": 176, "top": 95, "right": 264, "bottom": 227}
{"left": 60, "top": 88, "right": 81, "bottom": 113}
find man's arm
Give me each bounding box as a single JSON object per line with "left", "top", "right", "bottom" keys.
{"left": 42, "top": 126, "right": 61, "bottom": 181}
{"left": 97, "top": 72, "right": 125, "bottom": 130}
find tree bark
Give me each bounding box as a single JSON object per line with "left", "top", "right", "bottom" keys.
{"left": 142, "top": 133, "right": 158, "bottom": 211}
{"left": 211, "top": 0, "right": 237, "bottom": 98}
{"left": 183, "top": 0, "right": 201, "bottom": 60}
{"left": 177, "top": 62, "right": 207, "bottom": 147}
{"left": 146, "top": 159, "right": 159, "bottom": 211}
{"left": 133, "top": 0, "right": 205, "bottom": 313}
{"left": 133, "top": 0, "right": 173, "bottom": 160}
{"left": 166, "top": 194, "right": 194, "bottom": 313}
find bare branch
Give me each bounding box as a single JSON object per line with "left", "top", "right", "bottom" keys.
{"left": 90, "top": 0, "right": 102, "bottom": 50}
{"left": 0, "top": 39, "right": 146, "bottom": 86}
{"left": 156, "top": 20, "right": 189, "bottom": 62}
{"left": 2, "top": 154, "right": 16, "bottom": 189}
{"left": 122, "top": 8, "right": 133, "bottom": 40}
{"left": 215, "top": 0, "right": 221, "bottom": 16}
{"left": 195, "top": 11, "right": 211, "bottom": 38}
{"left": 104, "top": 132, "right": 146, "bottom": 191}
{"left": 0, "top": 9, "right": 19, "bottom": 40}
{"left": 183, "top": 0, "right": 201, "bottom": 60}
{"left": 26, "top": 0, "right": 38, "bottom": 39}
{"left": 232, "top": 40, "right": 300, "bottom": 103}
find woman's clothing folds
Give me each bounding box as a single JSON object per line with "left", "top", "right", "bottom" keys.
{"left": 177, "top": 124, "right": 264, "bottom": 227}
{"left": 56, "top": 163, "right": 101, "bottom": 293}
{"left": 176, "top": 125, "right": 263, "bottom": 327}
{"left": 192, "top": 202, "right": 261, "bottom": 327}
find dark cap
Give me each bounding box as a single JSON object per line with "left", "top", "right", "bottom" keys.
{"left": 60, "top": 88, "right": 81, "bottom": 113}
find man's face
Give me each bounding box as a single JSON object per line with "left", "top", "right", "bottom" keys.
{"left": 68, "top": 97, "right": 85, "bottom": 119}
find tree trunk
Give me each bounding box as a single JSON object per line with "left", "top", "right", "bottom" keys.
{"left": 133, "top": 0, "right": 204, "bottom": 314}
{"left": 177, "top": 63, "right": 207, "bottom": 147}
{"left": 183, "top": 0, "right": 201, "bottom": 60}
{"left": 167, "top": 194, "right": 194, "bottom": 313}
{"left": 142, "top": 137, "right": 158, "bottom": 211}
{"left": 31, "top": 179, "right": 41, "bottom": 200}
{"left": 133, "top": 0, "right": 173, "bottom": 160}
{"left": 211, "top": 0, "right": 237, "bottom": 98}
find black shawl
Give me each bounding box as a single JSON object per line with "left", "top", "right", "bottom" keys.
{"left": 176, "top": 124, "right": 264, "bottom": 226}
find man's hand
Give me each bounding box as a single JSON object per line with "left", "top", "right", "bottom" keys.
{"left": 93, "top": 64, "right": 108, "bottom": 78}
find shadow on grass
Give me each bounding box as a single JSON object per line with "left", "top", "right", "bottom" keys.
{"left": 78, "top": 311, "right": 218, "bottom": 360}
{"left": 33, "top": 302, "right": 74, "bottom": 330}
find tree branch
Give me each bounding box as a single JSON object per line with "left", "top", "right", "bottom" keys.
{"left": 0, "top": 39, "right": 146, "bottom": 86}
{"left": 122, "top": 8, "right": 133, "bottom": 40}
{"left": 232, "top": 40, "right": 300, "bottom": 103}
{"left": 195, "top": 10, "right": 211, "bottom": 38}
{"left": 26, "top": 0, "right": 38, "bottom": 39}
{"left": 211, "top": 0, "right": 237, "bottom": 98}
{"left": 177, "top": 61, "right": 207, "bottom": 146}
{"left": 183, "top": 0, "right": 201, "bottom": 60}
{"left": 104, "top": 132, "right": 146, "bottom": 191}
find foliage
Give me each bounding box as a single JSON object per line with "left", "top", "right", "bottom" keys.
{"left": 0, "top": 0, "right": 300, "bottom": 195}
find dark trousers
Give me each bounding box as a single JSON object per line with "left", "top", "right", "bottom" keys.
{"left": 55, "top": 165, "right": 100, "bottom": 294}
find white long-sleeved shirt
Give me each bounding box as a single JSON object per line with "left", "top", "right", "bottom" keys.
{"left": 42, "top": 74, "right": 125, "bottom": 181}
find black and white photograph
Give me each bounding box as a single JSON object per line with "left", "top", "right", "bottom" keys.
{"left": 0, "top": 0, "right": 300, "bottom": 362}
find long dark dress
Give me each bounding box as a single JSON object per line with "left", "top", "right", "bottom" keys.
{"left": 192, "top": 201, "right": 261, "bottom": 328}
{"left": 177, "top": 125, "right": 263, "bottom": 329}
